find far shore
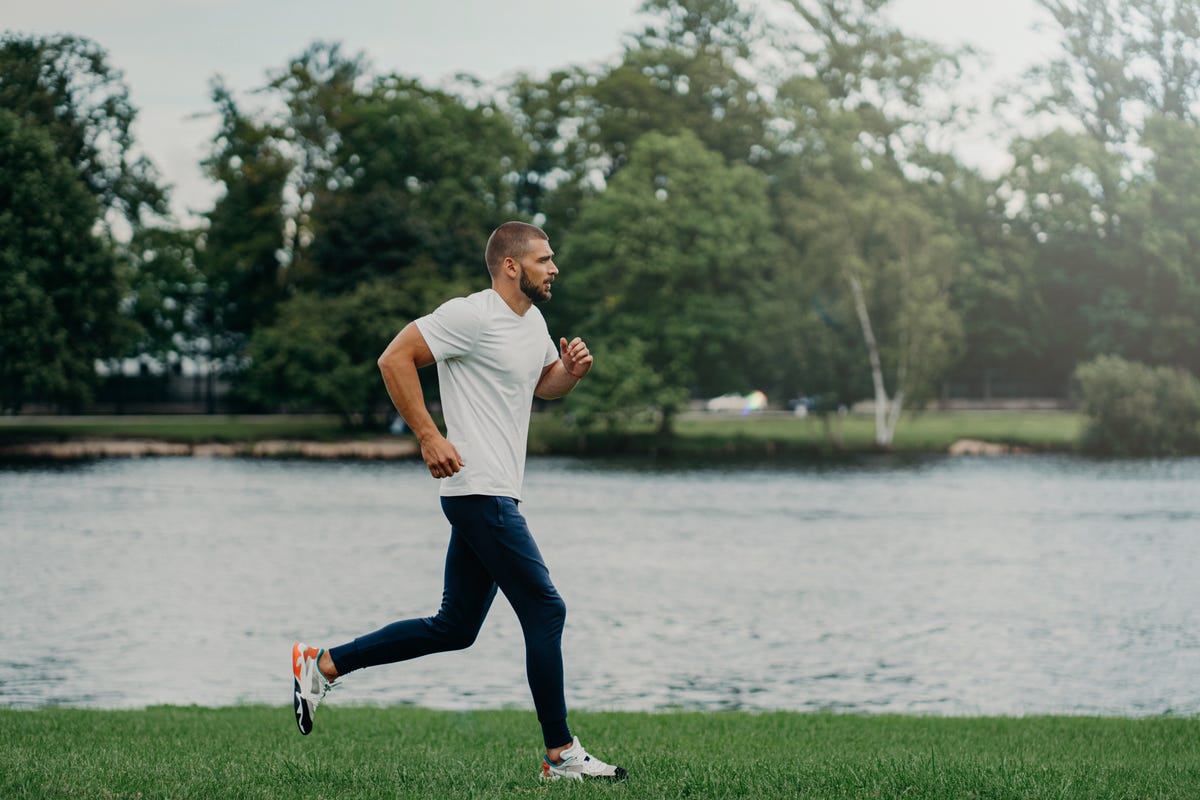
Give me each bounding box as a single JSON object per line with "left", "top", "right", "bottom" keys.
{"left": 0, "top": 437, "right": 419, "bottom": 460}
{"left": 0, "top": 409, "right": 1084, "bottom": 460}
{"left": 0, "top": 434, "right": 1029, "bottom": 461}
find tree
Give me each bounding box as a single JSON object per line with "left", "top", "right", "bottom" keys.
{"left": 1001, "top": 0, "right": 1200, "bottom": 384}
{"left": 0, "top": 33, "right": 166, "bottom": 227}
{"left": 199, "top": 80, "right": 293, "bottom": 362}
{"left": 1074, "top": 354, "right": 1200, "bottom": 455}
{"left": 764, "top": 0, "right": 970, "bottom": 436}
{"left": 239, "top": 268, "right": 469, "bottom": 425}
{"left": 786, "top": 170, "right": 962, "bottom": 446}
{"left": 304, "top": 74, "right": 528, "bottom": 294}
{"left": 557, "top": 338, "right": 688, "bottom": 435}
{"left": 559, "top": 130, "right": 778, "bottom": 433}
{"left": 0, "top": 110, "right": 125, "bottom": 411}
{"left": 119, "top": 226, "right": 207, "bottom": 370}
{"left": 503, "top": 0, "right": 772, "bottom": 241}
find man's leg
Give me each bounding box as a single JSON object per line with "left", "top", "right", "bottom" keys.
{"left": 324, "top": 522, "right": 498, "bottom": 677}
{"left": 440, "top": 495, "right": 570, "bottom": 751}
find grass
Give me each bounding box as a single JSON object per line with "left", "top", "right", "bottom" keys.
{"left": 1, "top": 706, "right": 1197, "bottom": 799}
{"left": 530, "top": 411, "right": 1087, "bottom": 457}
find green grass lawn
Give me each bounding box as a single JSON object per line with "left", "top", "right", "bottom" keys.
{"left": 1, "top": 707, "right": 1196, "bottom": 799}
{"left": 530, "top": 410, "right": 1087, "bottom": 457}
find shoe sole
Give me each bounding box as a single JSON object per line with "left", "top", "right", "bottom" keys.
{"left": 541, "top": 767, "right": 628, "bottom": 782}
{"left": 294, "top": 675, "right": 314, "bottom": 734}
{"left": 292, "top": 643, "right": 314, "bottom": 735}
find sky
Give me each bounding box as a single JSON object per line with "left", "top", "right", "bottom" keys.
{"left": 6, "top": 0, "right": 1058, "bottom": 220}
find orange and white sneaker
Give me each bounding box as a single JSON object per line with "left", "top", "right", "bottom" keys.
{"left": 292, "top": 642, "right": 334, "bottom": 735}
{"left": 541, "top": 737, "right": 628, "bottom": 781}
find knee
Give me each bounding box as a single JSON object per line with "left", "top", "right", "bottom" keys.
{"left": 545, "top": 593, "right": 566, "bottom": 631}
{"left": 428, "top": 616, "right": 482, "bottom": 652}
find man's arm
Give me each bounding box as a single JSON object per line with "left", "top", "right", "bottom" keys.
{"left": 536, "top": 336, "right": 593, "bottom": 400}
{"left": 378, "top": 322, "right": 464, "bottom": 479}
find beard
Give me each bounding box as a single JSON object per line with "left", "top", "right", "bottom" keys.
{"left": 519, "top": 267, "right": 552, "bottom": 303}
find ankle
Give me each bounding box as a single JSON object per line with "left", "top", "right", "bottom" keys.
{"left": 318, "top": 650, "right": 339, "bottom": 681}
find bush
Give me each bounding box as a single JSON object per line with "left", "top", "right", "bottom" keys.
{"left": 1073, "top": 355, "right": 1200, "bottom": 456}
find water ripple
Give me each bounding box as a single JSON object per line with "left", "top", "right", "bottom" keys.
{"left": 2, "top": 455, "right": 1198, "bottom": 716}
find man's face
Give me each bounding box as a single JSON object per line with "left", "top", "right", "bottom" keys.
{"left": 515, "top": 238, "right": 558, "bottom": 303}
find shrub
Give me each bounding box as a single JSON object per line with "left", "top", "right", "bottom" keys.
{"left": 1073, "top": 355, "right": 1200, "bottom": 456}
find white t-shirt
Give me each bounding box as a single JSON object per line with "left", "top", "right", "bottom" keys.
{"left": 415, "top": 289, "right": 558, "bottom": 501}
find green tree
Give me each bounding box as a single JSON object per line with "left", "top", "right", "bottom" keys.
{"left": 1074, "top": 354, "right": 1200, "bottom": 455}
{"left": 199, "top": 80, "right": 292, "bottom": 362}
{"left": 0, "top": 110, "right": 125, "bottom": 411}
{"left": 1137, "top": 115, "right": 1200, "bottom": 373}
{"left": 119, "top": 226, "right": 207, "bottom": 370}
{"left": 0, "top": 33, "right": 166, "bottom": 226}
{"left": 560, "top": 130, "right": 778, "bottom": 434}
{"left": 787, "top": 170, "right": 963, "bottom": 446}
{"left": 304, "top": 74, "right": 528, "bottom": 294}
{"left": 1002, "top": 0, "right": 1200, "bottom": 384}
{"left": 240, "top": 268, "right": 469, "bottom": 425}
{"left": 765, "top": 0, "right": 969, "bottom": 437}
{"left": 558, "top": 338, "right": 687, "bottom": 435}
{"left": 504, "top": 0, "right": 772, "bottom": 241}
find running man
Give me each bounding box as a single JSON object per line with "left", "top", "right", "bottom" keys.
{"left": 292, "top": 221, "right": 627, "bottom": 782}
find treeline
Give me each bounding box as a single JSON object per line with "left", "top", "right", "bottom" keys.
{"left": 4, "top": 0, "right": 1200, "bottom": 447}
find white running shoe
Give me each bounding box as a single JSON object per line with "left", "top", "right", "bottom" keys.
{"left": 292, "top": 642, "right": 335, "bottom": 735}
{"left": 541, "top": 737, "right": 628, "bottom": 781}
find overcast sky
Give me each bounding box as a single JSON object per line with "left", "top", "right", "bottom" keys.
{"left": 7, "top": 0, "right": 1056, "bottom": 219}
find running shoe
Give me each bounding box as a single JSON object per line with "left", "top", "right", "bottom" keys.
{"left": 292, "top": 641, "right": 334, "bottom": 735}
{"left": 541, "top": 737, "right": 628, "bottom": 781}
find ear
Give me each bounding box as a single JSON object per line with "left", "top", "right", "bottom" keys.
{"left": 503, "top": 256, "right": 520, "bottom": 277}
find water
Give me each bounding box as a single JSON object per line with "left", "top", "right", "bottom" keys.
{"left": 1, "top": 455, "right": 1197, "bottom": 716}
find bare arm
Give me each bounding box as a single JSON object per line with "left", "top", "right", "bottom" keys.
{"left": 536, "top": 336, "right": 593, "bottom": 400}
{"left": 378, "top": 322, "right": 464, "bottom": 479}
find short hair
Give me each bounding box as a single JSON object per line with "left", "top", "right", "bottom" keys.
{"left": 485, "top": 221, "right": 548, "bottom": 276}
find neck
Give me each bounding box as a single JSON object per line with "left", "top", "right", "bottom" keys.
{"left": 492, "top": 280, "right": 532, "bottom": 316}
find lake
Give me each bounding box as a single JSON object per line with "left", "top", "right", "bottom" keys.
{"left": 1, "top": 454, "right": 1197, "bottom": 717}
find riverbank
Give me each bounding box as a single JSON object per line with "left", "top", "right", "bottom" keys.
{"left": 0, "top": 410, "right": 1087, "bottom": 460}
{"left": 2, "top": 706, "right": 1195, "bottom": 799}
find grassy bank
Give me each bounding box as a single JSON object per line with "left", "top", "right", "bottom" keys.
{"left": 0, "top": 410, "right": 1087, "bottom": 457}
{"left": 0, "top": 414, "right": 348, "bottom": 444}
{"left": 530, "top": 410, "right": 1087, "bottom": 457}
{"left": 2, "top": 706, "right": 1196, "bottom": 799}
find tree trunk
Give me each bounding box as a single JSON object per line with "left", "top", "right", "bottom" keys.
{"left": 846, "top": 271, "right": 899, "bottom": 447}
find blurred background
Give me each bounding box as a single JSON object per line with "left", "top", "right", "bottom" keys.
{"left": 5, "top": 0, "right": 1200, "bottom": 454}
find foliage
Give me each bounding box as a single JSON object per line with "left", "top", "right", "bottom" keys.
{"left": 0, "top": 33, "right": 166, "bottom": 226}
{"left": 304, "top": 73, "right": 528, "bottom": 293}
{"left": 1073, "top": 355, "right": 1200, "bottom": 455}
{"left": 199, "top": 79, "right": 293, "bottom": 355}
{"left": 239, "top": 269, "right": 469, "bottom": 425}
{"left": 118, "top": 226, "right": 207, "bottom": 367}
{"left": 764, "top": 2, "right": 969, "bottom": 445}
{"left": 559, "top": 130, "right": 778, "bottom": 432}
{"left": 0, "top": 110, "right": 125, "bottom": 412}
{"left": 556, "top": 338, "right": 687, "bottom": 434}
{"left": 9, "top": 1, "right": 1200, "bottom": 444}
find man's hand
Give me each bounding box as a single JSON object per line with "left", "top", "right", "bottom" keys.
{"left": 559, "top": 336, "right": 593, "bottom": 380}
{"left": 420, "top": 432, "right": 464, "bottom": 479}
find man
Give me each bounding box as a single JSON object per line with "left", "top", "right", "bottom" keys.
{"left": 292, "top": 221, "right": 626, "bottom": 782}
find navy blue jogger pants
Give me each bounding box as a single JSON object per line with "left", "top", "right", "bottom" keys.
{"left": 327, "top": 495, "right": 571, "bottom": 749}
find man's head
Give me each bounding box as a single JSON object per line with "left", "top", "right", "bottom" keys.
{"left": 485, "top": 221, "right": 557, "bottom": 304}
